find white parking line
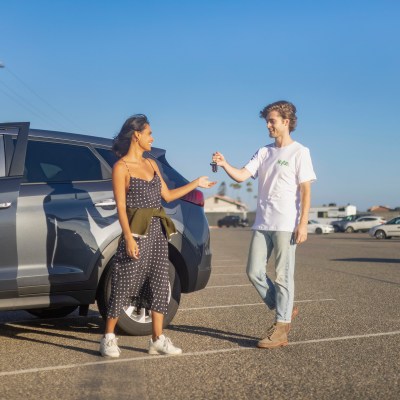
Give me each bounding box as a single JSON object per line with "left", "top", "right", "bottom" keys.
{"left": 1, "top": 330, "right": 399, "bottom": 377}
{"left": 179, "top": 298, "right": 336, "bottom": 311}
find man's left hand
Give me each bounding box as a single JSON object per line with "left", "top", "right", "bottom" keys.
{"left": 295, "top": 223, "right": 308, "bottom": 244}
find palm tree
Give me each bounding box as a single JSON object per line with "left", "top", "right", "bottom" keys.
{"left": 217, "top": 181, "right": 227, "bottom": 196}
{"left": 230, "top": 182, "right": 242, "bottom": 201}
{"left": 246, "top": 181, "right": 253, "bottom": 208}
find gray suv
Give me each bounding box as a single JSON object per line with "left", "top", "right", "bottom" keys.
{"left": 0, "top": 122, "right": 212, "bottom": 335}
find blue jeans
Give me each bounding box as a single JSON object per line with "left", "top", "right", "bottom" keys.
{"left": 246, "top": 230, "right": 296, "bottom": 323}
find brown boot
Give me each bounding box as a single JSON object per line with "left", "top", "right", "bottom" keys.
{"left": 257, "top": 322, "right": 288, "bottom": 349}
{"left": 286, "top": 306, "right": 299, "bottom": 333}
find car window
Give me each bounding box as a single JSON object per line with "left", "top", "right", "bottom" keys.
{"left": 0, "top": 135, "right": 5, "bottom": 177}
{"left": 95, "top": 147, "right": 118, "bottom": 167}
{"left": 23, "top": 140, "right": 111, "bottom": 183}
{"left": 154, "top": 159, "right": 188, "bottom": 188}
{"left": 94, "top": 147, "right": 189, "bottom": 188}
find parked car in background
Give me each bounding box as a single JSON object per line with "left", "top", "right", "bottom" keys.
{"left": 217, "top": 215, "right": 248, "bottom": 228}
{"left": 0, "top": 122, "right": 211, "bottom": 336}
{"left": 330, "top": 214, "right": 368, "bottom": 232}
{"left": 343, "top": 216, "right": 386, "bottom": 233}
{"left": 307, "top": 220, "right": 334, "bottom": 234}
{"left": 369, "top": 216, "right": 400, "bottom": 239}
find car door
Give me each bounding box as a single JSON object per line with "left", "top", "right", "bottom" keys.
{"left": 0, "top": 123, "right": 29, "bottom": 296}
{"left": 386, "top": 217, "right": 400, "bottom": 237}
{"left": 16, "top": 137, "right": 119, "bottom": 296}
{"left": 365, "top": 217, "right": 379, "bottom": 229}
{"left": 355, "top": 217, "right": 368, "bottom": 229}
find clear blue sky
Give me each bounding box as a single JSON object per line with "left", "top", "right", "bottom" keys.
{"left": 1, "top": 0, "right": 399, "bottom": 211}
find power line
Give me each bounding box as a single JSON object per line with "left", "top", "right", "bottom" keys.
{"left": 4, "top": 65, "right": 85, "bottom": 132}
{"left": 0, "top": 84, "right": 62, "bottom": 130}
{"left": 0, "top": 78, "right": 71, "bottom": 130}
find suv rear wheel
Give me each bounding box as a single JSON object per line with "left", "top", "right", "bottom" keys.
{"left": 345, "top": 226, "right": 355, "bottom": 233}
{"left": 97, "top": 259, "right": 181, "bottom": 336}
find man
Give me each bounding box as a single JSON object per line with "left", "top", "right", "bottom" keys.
{"left": 212, "top": 100, "right": 316, "bottom": 348}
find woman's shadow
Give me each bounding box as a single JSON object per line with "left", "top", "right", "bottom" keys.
{"left": 0, "top": 313, "right": 148, "bottom": 356}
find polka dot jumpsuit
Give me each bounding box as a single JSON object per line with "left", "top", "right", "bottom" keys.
{"left": 107, "top": 161, "right": 170, "bottom": 318}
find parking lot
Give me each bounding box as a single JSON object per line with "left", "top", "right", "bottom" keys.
{"left": 0, "top": 230, "right": 399, "bottom": 400}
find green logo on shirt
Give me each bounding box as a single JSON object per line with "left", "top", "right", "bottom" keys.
{"left": 277, "top": 160, "right": 289, "bottom": 167}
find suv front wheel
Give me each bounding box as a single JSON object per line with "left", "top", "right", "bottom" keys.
{"left": 97, "top": 259, "right": 181, "bottom": 336}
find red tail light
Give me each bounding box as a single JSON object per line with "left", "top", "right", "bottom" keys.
{"left": 182, "top": 189, "right": 204, "bottom": 207}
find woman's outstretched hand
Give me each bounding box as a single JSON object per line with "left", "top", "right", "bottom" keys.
{"left": 198, "top": 176, "right": 217, "bottom": 188}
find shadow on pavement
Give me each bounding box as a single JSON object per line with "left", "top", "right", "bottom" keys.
{"left": 0, "top": 315, "right": 147, "bottom": 355}
{"left": 168, "top": 324, "right": 258, "bottom": 347}
{"left": 327, "top": 268, "right": 400, "bottom": 286}
{"left": 332, "top": 258, "right": 400, "bottom": 263}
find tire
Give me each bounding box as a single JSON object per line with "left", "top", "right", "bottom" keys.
{"left": 315, "top": 228, "right": 323, "bottom": 234}
{"left": 333, "top": 225, "right": 340, "bottom": 233}
{"left": 26, "top": 306, "right": 78, "bottom": 319}
{"left": 345, "top": 226, "right": 354, "bottom": 233}
{"left": 374, "top": 230, "right": 386, "bottom": 240}
{"left": 97, "top": 258, "right": 181, "bottom": 336}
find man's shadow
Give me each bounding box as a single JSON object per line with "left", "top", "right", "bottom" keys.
{"left": 168, "top": 324, "right": 259, "bottom": 348}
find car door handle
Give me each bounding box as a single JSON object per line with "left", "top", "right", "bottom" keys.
{"left": 0, "top": 202, "right": 12, "bottom": 209}
{"left": 94, "top": 199, "right": 116, "bottom": 207}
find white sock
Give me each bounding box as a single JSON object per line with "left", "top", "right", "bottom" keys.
{"left": 105, "top": 333, "right": 115, "bottom": 340}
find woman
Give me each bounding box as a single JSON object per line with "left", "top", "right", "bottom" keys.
{"left": 100, "top": 114, "right": 215, "bottom": 357}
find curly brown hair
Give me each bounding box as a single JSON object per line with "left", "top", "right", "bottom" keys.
{"left": 259, "top": 101, "right": 297, "bottom": 133}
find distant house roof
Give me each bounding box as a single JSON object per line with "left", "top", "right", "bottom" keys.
{"left": 204, "top": 195, "right": 248, "bottom": 212}
{"left": 368, "top": 205, "right": 392, "bottom": 212}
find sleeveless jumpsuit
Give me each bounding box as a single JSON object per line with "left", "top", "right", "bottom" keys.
{"left": 107, "top": 161, "right": 170, "bottom": 318}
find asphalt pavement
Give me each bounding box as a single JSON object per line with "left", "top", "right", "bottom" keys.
{"left": 0, "top": 230, "right": 399, "bottom": 400}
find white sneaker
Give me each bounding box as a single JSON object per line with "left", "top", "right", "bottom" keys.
{"left": 100, "top": 335, "right": 121, "bottom": 358}
{"left": 148, "top": 334, "right": 182, "bottom": 355}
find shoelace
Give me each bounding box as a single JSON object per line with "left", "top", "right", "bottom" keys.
{"left": 162, "top": 337, "right": 174, "bottom": 351}
{"left": 266, "top": 323, "right": 277, "bottom": 338}
{"left": 106, "top": 338, "right": 121, "bottom": 353}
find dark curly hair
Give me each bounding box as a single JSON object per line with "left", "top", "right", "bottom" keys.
{"left": 112, "top": 114, "right": 149, "bottom": 158}
{"left": 259, "top": 101, "right": 297, "bottom": 133}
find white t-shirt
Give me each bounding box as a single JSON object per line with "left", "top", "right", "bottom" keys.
{"left": 244, "top": 141, "right": 316, "bottom": 232}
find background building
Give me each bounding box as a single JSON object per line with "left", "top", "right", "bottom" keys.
{"left": 204, "top": 195, "right": 249, "bottom": 226}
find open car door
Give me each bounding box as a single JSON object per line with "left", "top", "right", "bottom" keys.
{"left": 0, "top": 122, "right": 29, "bottom": 297}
